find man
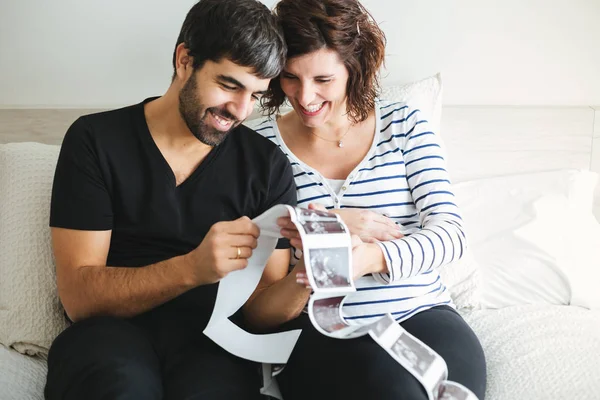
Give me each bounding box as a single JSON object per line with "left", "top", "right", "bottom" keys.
{"left": 45, "top": 1, "right": 294, "bottom": 399}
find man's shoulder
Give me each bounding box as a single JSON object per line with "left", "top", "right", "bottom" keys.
{"left": 227, "top": 122, "right": 289, "bottom": 170}
{"left": 62, "top": 102, "right": 143, "bottom": 153}
{"left": 234, "top": 121, "right": 281, "bottom": 152}
{"left": 76, "top": 103, "right": 141, "bottom": 135}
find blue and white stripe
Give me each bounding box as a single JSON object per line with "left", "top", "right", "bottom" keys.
{"left": 253, "top": 101, "right": 464, "bottom": 323}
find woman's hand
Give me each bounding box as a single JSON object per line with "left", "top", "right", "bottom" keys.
{"left": 277, "top": 208, "right": 390, "bottom": 287}
{"left": 308, "top": 203, "right": 404, "bottom": 243}
{"left": 294, "top": 235, "right": 388, "bottom": 287}
{"left": 292, "top": 259, "right": 312, "bottom": 289}
{"left": 277, "top": 215, "right": 303, "bottom": 250}
{"left": 276, "top": 216, "right": 312, "bottom": 288}
{"left": 350, "top": 235, "right": 388, "bottom": 280}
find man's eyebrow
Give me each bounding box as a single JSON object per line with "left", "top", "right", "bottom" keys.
{"left": 217, "top": 74, "right": 266, "bottom": 95}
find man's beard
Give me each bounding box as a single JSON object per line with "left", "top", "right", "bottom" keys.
{"left": 178, "top": 73, "right": 239, "bottom": 146}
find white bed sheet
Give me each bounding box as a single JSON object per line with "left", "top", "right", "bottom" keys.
{"left": 463, "top": 305, "right": 600, "bottom": 400}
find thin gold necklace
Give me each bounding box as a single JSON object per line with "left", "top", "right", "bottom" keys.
{"left": 307, "top": 123, "right": 352, "bottom": 148}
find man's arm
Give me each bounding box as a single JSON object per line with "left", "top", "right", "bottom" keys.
{"left": 54, "top": 217, "right": 259, "bottom": 322}
{"left": 243, "top": 249, "right": 311, "bottom": 331}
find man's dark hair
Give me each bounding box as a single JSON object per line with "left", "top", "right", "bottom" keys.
{"left": 172, "top": 0, "right": 286, "bottom": 80}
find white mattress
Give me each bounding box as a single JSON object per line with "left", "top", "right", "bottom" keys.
{"left": 462, "top": 305, "right": 600, "bottom": 400}
{"left": 1, "top": 305, "right": 599, "bottom": 400}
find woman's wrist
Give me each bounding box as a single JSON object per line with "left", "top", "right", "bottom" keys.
{"left": 367, "top": 243, "right": 387, "bottom": 274}
{"left": 354, "top": 243, "right": 387, "bottom": 278}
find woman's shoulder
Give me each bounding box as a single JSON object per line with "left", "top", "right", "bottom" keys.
{"left": 376, "top": 99, "right": 415, "bottom": 120}
{"left": 376, "top": 99, "right": 426, "bottom": 136}
{"left": 244, "top": 115, "right": 276, "bottom": 133}
{"left": 244, "top": 116, "right": 280, "bottom": 145}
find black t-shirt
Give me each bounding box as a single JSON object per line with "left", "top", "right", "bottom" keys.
{"left": 49, "top": 99, "right": 296, "bottom": 320}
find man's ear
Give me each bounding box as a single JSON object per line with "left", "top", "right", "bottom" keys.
{"left": 174, "top": 43, "right": 193, "bottom": 81}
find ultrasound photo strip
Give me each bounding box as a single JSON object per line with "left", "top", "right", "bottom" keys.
{"left": 295, "top": 208, "right": 340, "bottom": 223}
{"left": 306, "top": 247, "right": 352, "bottom": 290}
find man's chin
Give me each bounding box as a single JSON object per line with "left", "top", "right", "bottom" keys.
{"left": 194, "top": 128, "right": 232, "bottom": 146}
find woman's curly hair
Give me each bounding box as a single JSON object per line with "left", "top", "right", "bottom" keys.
{"left": 261, "top": 0, "right": 386, "bottom": 124}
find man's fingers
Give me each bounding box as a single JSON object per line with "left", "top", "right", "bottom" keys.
{"left": 228, "top": 258, "right": 249, "bottom": 271}
{"left": 228, "top": 234, "right": 258, "bottom": 249}
{"left": 229, "top": 245, "right": 253, "bottom": 260}
{"left": 220, "top": 217, "right": 260, "bottom": 237}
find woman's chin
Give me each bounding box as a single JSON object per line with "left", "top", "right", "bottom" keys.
{"left": 296, "top": 110, "right": 329, "bottom": 128}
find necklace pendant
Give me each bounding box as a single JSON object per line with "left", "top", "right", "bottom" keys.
{"left": 338, "top": 140, "right": 344, "bottom": 148}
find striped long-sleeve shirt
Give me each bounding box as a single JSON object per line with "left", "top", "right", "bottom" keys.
{"left": 252, "top": 101, "right": 465, "bottom": 323}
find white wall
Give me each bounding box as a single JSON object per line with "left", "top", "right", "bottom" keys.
{"left": 0, "top": 0, "right": 599, "bottom": 108}
{"left": 370, "top": 0, "right": 600, "bottom": 106}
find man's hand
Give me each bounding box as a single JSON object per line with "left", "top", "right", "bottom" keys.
{"left": 308, "top": 203, "right": 403, "bottom": 243}
{"left": 186, "top": 216, "right": 260, "bottom": 284}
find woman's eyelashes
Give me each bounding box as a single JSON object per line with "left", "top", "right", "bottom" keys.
{"left": 281, "top": 73, "right": 332, "bottom": 84}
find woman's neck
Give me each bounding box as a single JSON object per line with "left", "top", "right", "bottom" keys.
{"left": 282, "top": 112, "right": 353, "bottom": 145}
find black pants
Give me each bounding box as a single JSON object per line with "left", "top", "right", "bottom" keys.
{"left": 277, "top": 306, "right": 487, "bottom": 400}
{"left": 45, "top": 292, "right": 263, "bottom": 400}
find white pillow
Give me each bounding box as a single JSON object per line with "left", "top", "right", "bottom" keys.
{"left": 437, "top": 250, "right": 481, "bottom": 310}
{"left": 452, "top": 169, "right": 599, "bottom": 309}
{"left": 514, "top": 172, "right": 600, "bottom": 309}
{"left": 380, "top": 73, "right": 443, "bottom": 135}
{"left": 0, "top": 142, "right": 67, "bottom": 356}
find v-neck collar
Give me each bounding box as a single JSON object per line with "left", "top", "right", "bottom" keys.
{"left": 136, "top": 98, "right": 223, "bottom": 189}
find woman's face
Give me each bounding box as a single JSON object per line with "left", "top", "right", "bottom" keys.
{"left": 280, "top": 47, "right": 349, "bottom": 128}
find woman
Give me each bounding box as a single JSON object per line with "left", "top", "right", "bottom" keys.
{"left": 243, "top": 0, "right": 486, "bottom": 399}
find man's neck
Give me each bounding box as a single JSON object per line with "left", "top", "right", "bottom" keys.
{"left": 144, "top": 89, "right": 210, "bottom": 152}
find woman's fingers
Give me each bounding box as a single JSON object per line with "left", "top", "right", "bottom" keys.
{"left": 277, "top": 216, "right": 294, "bottom": 229}
{"left": 296, "top": 272, "right": 312, "bottom": 289}
{"left": 290, "top": 237, "right": 303, "bottom": 250}
{"left": 351, "top": 234, "right": 364, "bottom": 248}
{"left": 308, "top": 203, "right": 327, "bottom": 212}
{"left": 374, "top": 213, "right": 402, "bottom": 229}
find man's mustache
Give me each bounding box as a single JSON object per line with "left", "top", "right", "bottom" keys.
{"left": 206, "top": 107, "right": 239, "bottom": 123}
